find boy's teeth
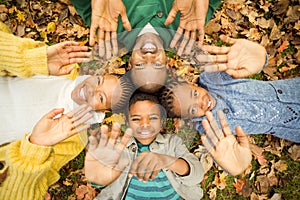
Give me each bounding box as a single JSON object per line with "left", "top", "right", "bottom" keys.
{"left": 141, "top": 131, "right": 150, "bottom": 135}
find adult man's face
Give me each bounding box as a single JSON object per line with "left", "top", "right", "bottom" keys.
{"left": 129, "top": 33, "right": 167, "bottom": 93}
{"left": 71, "top": 75, "right": 122, "bottom": 111}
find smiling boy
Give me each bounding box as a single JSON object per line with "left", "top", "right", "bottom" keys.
{"left": 85, "top": 92, "right": 204, "bottom": 199}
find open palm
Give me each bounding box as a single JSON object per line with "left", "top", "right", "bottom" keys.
{"left": 201, "top": 110, "right": 252, "bottom": 176}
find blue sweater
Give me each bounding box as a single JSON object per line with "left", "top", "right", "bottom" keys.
{"left": 194, "top": 72, "right": 300, "bottom": 143}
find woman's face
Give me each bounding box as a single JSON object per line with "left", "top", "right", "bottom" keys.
{"left": 71, "top": 75, "right": 121, "bottom": 111}
{"left": 172, "top": 84, "right": 216, "bottom": 118}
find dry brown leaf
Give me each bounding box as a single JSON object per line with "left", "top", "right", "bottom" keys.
{"left": 255, "top": 175, "right": 269, "bottom": 193}
{"left": 295, "top": 20, "right": 300, "bottom": 30}
{"left": 213, "top": 172, "right": 227, "bottom": 190}
{"left": 250, "top": 143, "right": 264, "bottom": 156}
{"left": 272, "top": 0, "right": 289, "bottom": 15}
{"left": 257, "top": 17, "right": 270, "bottom": 29}
{"left": 274, "top": 160, "right": 288, "bottom": 172}
{"left": 205, "top": 19, "right": 221, "bottom": 35}
{"left": 267, "top": 161, "right": 278, "bottom": 187}
{"left": 248, "top": 10, "right": 259, "bottom": 25}
{"left": 288, "top": 144, "right": 300, "bottom": 161}
{"left": 75, "top": 185, "right": 96, "bottom": 200}
{"left": 0, "top": 5, "right": 8, "bottom": 13}
{"left": 285, "top": 5, "right": 300, "bottom": 23}
{"left": 17, "top": 24, "right": 25, "bottom": 37}
{"left": 258, "top": 165, "right": 269, "bottom": 175}
{"left": 241, "top": 180, "right": 252, "bottom": 197}
{"left": 269, "top": 24, "right": 282, "bottom": 41}
{"left": 207, "top": 187, "right": 217, "bottom": 200}
{"left": 270, "top": 193, "right": 282, "bottom": 200}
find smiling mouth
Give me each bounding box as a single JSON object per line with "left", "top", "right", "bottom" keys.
{"left": 141, "top": 41, "right": 157, "bottom": 53}
{"left": 135, "top": 127, "right": 155, "bottom": 138}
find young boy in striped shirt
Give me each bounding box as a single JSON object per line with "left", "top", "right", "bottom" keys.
{"left": 85, "top": 91, "right": 252, "bottom": 199}
{"left": 85, "top": 92, "right": 204, "bottom": 199}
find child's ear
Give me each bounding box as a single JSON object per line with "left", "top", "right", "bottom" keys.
{"left": 127, "top": 58, "right": 132, "bottom": 70}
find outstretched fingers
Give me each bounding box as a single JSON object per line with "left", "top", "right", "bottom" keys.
{"left": 217, "top": 110, "right": 232, "bottom": 137}
{"left": 220, "top": 35, "right": 237, "bottom": 45}
{"left": 235, "top": 126, "right": 249, "bottom": 148}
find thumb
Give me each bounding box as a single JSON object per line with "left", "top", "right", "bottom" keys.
{"left": 220, "top": 35, "right": 237, "bottom": 45}
{"left": 226, "top": 69, "right": 249, "bottom": 79}
{"left": 60, "top": 66, "right": 74, "bottom": 75}
{"left": 88, "top": 135, "right": 99, "bottom": 151}
{"left": 120, "top": 8, "right": 131, "bottom": 31}
{"left": 235, "top": 126, "right": 249, "bottom": 148}
{"left": 44, "top": 108, "right": 64, "bottom": 119}
{"left": 164, "top": 7, "right": 177, "bottom": 26}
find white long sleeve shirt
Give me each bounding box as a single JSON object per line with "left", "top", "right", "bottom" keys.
{"left": 0, "top": 75, "right": 104, "bottom": 144}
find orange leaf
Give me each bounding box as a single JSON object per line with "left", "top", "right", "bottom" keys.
{"left": 233, "top": 178, "right": 246, "bottom": 194}
{"left": 277, "top": 40, "right": 289, "bottom": 53}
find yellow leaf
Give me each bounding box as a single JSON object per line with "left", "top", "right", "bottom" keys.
{"left": 17, "top": 10, "right": 25, "bottom": 22}
{"left": 40, "top": 31, "right": 48, "bottom": 42}
{"left": 104, "top": 114, "right": 125, "bottom": 125}
{"left": 47, "top": 22, "right": 56, "bottom": 33}
{"left": 176, "top": 66, "right": 188, "bottom": 76}
{"left": 63, "top": 180, "right": 73, "bottom": 186}
{"left": 113, "top": 68, "right": 126, "bottom": 75}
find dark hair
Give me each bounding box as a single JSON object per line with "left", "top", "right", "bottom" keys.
{"left": 111, "top": 74, "right": 135, "bottom": 113}
{"left": 158, "top": 79, "right": 185, "bottom": 118}
{"left": 125, "top": 91, "right": 167, "bottom": 122}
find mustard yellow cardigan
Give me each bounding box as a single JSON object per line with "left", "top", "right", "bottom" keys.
{"left": 0, "top": 22, "right": 87, "bottom": 200}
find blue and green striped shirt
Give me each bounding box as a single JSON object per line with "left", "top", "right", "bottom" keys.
{"left": 125, "top": 142, "right": 180, "bottom": 200}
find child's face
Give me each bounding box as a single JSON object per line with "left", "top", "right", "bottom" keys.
{"left": 129, "top": 33, "right": 167, "bottom": 93}
{"left": 172, "top": 84, "right": 216, "bottom": 118}
{"left": 71, "top": 75, "right": 122, "bottom": 111}
{"left": 128, "top": 100, "right": 162, "bottom": 145}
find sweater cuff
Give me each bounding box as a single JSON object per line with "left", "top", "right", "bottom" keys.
{"left": 19, "top": 133, "right": 53, "bottom": 164}
{"left": 24, "top": 46, "right": 49, "bottom": 76}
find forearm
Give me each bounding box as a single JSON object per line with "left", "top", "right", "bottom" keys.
{"left": 162, "top": 155, "right": 190, "bottom": 176}
{"left": 0, "top": 29, "right": 48, "bottom": 78}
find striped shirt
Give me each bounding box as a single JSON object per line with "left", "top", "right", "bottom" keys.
{"left": 125, "top": 142, "right": 180, "bottom": 200}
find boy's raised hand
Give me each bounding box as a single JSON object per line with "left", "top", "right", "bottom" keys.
{"left": 165, "top": 0, "right": 209, "bottom": 56}
{"left": 47, "top": 41, "right": 91, "bottom": 76}
{"left": 85, "top": 123, "right": 132, "bottom": 185}
{"left": 201, "top": 110, "right": 252, "bottom": 176}
{"left": 30, "top": 104, "right": 93, "bottom": 146}
{"left": 197, "top": 35, "right": 267, "bottom": 78}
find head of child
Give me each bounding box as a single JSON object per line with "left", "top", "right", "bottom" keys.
{"left": 159, "top": 80, "right": 216, "bottom": 118}
{"left": 128, "top": 33, "right": 168, "bottom": 93}
{"left": 126, "top": 92, "right": 167, "bottom": 145}
{"left": 71, "top": 74, "right": 134, "bottom": 113}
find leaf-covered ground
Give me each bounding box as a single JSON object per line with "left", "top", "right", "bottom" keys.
{"left": 1, "top": 0, "right": 299, "bottom": 199}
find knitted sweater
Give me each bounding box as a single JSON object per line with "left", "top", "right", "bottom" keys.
{"left": 0, "top": 22, "right": 88, "bottom": 199}
{"left": 0, "top": 22, "right": 49, "bottom": 77}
